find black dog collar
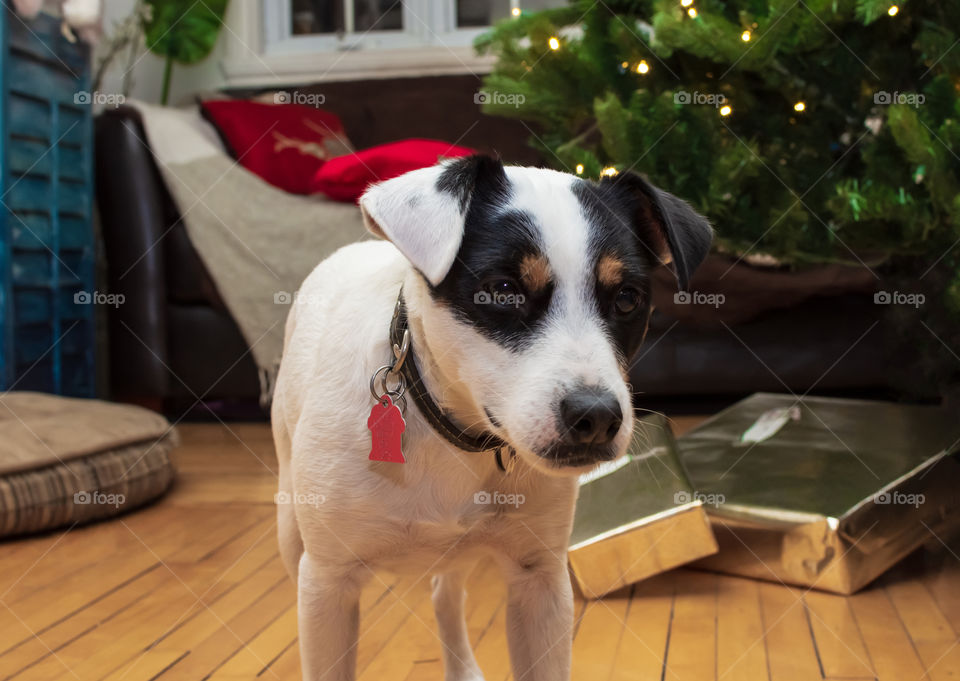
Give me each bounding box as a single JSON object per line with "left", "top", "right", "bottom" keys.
{"left": 389, "top": 291, "right": 514, "bottom": 472}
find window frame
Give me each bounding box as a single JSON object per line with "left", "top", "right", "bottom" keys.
{"left": 221, "top": 0, "right": 504, "bottom": 86}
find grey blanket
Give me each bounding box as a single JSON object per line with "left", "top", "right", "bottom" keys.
{"left": 131, "top": 101, "right": 369, "bottom": 404}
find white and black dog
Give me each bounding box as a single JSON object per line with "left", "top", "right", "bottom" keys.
{"left": 271, "top": 155, "right": 712, "bottom": 681}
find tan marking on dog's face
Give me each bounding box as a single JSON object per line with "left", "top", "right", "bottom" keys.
{"left": 596, "top": 254, "right": 625, "bottom": 287}
{"left": 520, "top": 253, "right": 552, "bottom": 293}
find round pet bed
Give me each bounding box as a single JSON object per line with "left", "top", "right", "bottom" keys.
{"left": 0, "top": 392, "right": 177, "bottom": 538}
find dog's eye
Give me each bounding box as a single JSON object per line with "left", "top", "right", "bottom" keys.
{"left": 476, "top": 278, "right": 525, "bottom": 309}
{"left": 614, "top": 287, "right": 642, "bottom": 315}
{"left": 491, "top": 280, "right": 518, "bottom": 298}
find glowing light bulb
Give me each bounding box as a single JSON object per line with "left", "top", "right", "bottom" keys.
{"left": 888, "top": 5, "right": 899, "bottom": 15}
{"left": 548, "top": 36, "right": 560, "bottom": 50}
{"left": 741, "top": 30, "right": 751, "bottom": 42}
{"left": 719, "top": 105, "right": 732, "bottom": 116}
{"left": 575, "top": 164, "right": 585, "bottom": 175}
{"left": 511, "top": 6, "right": 521, "bottom": 17}
{"left": 687, "top": 7, "right": 698, "bottom": 17}
{"left": 794, "top": 101, "right": 806, "bottom": 112}
{"left": 621, "top": 61, "right": 629, "bottom": 69}
{"left": 680, "top": 0, "right": 693, "bottom": 6}
{"left": 637, "top": 60, "right": 650, "bottom": 74}
{"left": 601, "top": 167, "right": 619, "bottom": 177}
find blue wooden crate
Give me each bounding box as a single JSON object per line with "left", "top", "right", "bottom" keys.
{"left": 1, "top": 3, "right": 95, "bottom": 396}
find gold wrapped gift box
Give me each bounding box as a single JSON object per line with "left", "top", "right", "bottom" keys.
{"left": 679, "top": 393, "right": 960, "bottom": 594}
{"left": 568, "top": 414, "right": 718, "bottom": 599}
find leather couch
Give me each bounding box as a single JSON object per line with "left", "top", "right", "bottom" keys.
{"left": 96, "top": 107, "right": 261, "bottom": 413}
{"left": 95, "top": 88, "right": 887, "bottom": 416}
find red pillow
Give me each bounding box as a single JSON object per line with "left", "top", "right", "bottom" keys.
{"left": 310, "top": 139, "right": 474, "bottom": 202}
{"left": 200, "top": 100, "right": 353, "bottom": 194}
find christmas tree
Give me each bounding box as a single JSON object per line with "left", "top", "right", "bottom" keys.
{"left": 477, "top": 0, "right": 960, "bottom": 400}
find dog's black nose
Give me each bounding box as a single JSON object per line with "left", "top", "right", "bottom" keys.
{"left": 559, "top": 388, "right": 623, "bottom": 446}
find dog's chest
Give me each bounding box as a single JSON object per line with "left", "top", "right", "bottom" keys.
{"left": 350, "top": 497, "right": 523, "bottom": 573}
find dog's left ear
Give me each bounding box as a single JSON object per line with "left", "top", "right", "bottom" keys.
{"left": 599, "top": 171, "right": 713, "bottom": 291}
{"left": 359, "top": 155, "right": 506, "bottom": 286}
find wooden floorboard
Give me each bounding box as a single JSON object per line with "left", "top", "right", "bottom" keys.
{"left": 1, "top": 421, "right": 958, "bottom": 681}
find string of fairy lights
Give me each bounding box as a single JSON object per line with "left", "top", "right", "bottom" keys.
{"left": 537, "top": 1, "right": 902, "bottom": 117}
{"left": 510, "top": 0, "right": 901, "bottom": 175}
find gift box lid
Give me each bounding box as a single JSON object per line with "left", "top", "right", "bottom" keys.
{"left": 568, "top": 413, "right": 718, "bottom": 599}
{"left": 680, "top": 393, "right": 959, "bottom": 522}
{"left": 678, "top": 393, "right": 960, "bottom": 593}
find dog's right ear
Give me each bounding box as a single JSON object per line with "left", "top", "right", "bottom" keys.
{"left": 359, "top": 155, "right": 507, "bottom": 286}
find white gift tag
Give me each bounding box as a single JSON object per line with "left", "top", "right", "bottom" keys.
{"left": 739, "top": 406, "right": 801, "bottom": 444}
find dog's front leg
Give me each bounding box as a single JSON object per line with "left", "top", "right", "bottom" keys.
{"left": 503, "top": 556, "right": 573, "bottom": 681}
{"left": 432, "top": 570, "right": 485, "bottom": 681}
{"left": 298, "top": 553, "right": 367, "bottom": 681}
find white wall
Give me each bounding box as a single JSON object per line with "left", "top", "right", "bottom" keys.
{"left": 97, "top": 0, "right": 227, "bottom": 104}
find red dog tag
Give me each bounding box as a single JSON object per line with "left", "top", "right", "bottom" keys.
{"left": 368, "top": 395, "right": 406, "bottom": 463}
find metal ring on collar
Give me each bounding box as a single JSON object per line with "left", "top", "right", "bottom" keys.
{"left": 369, "top": 364, "right": 406, "bottom": 402}
{"left": 391, "top": 329, "right": 410, "bottom": 374}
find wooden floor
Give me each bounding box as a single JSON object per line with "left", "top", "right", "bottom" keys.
{"left": 1, "top": 420, "right": 959, "bottom": 681}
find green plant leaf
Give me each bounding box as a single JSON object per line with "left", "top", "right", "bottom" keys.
{"left": 144, "top": 0, "right": 229, "bottom": 65}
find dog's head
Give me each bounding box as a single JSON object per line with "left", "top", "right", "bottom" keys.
{"left": 360, "top": 156, "right": 712, "bottom": 476}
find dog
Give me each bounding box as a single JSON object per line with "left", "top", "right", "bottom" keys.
{"left": 271, "top": 155, "right": 712, "bottom": 681}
